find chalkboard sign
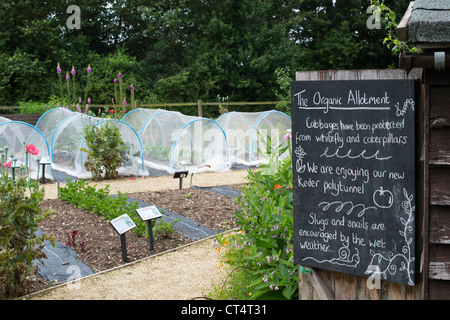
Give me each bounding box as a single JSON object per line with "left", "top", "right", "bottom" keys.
{"left": 291, "top": 80, "right": 415, "bottom": 286}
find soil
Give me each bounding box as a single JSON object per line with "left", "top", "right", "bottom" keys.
{"left": 24, "top": 170, "right": 250, "bottom": 299}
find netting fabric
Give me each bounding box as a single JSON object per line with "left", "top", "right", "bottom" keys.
{"left": 122, "top": 109, "right": 230, "bottom": 174}
{"left": 216, "top": 110, "right": 291, "bottom": 166}
{"left": 0, "top": 121, "right": 52, "bottom": 179}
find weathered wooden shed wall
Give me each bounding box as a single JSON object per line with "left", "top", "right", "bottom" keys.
{"left": 397, "top": 0, "right": 450, "bottom": 299}
{"left": 420, "top": 67, "right": 450, "bottom": 299}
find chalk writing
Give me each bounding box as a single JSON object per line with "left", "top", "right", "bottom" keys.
{"left": 291, "top": 79, "right": 415, "bottom": 286}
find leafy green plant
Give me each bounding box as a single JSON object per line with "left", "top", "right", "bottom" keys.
{"left": 144, "top": 144, "right": 171, "bottom": 161}
{"left": 212, "top": 134, "right": 297, "bottom": 300}
{"left": 59, "top": 178, "right": 182, "bottom": 241}
{"left": 370, "top": 1, "right": 421, "bottom": 55}
{"left": 59, "top": 178, "right": 145, "bottom": 238}
{"left": 0, "top": 146, "right": 54, "bottom": 299}
{"left": 273, "top": 67, "right": 292, "bottom": 116}
{"left": 81, "top": 121, "right": 127, "bottom": 180}
{"left": 153, "top": 219, "right": 181, "bottom": 240}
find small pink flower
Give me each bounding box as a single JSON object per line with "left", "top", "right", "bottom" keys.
{"left": 87, "top": 64, "right": 91, "bottom": 73}
{"left": 87, "top": 98, "right": 91, "bottom": 103}
{"left": 123, "top": 100, "right": 127, "bottom": 105}
{"left": 2, "top": 161, "right": 11, "bottom": 168}
{"left": 117, "top": 71, "right": 122, "bottom": 78}
{"left": 130, "top": 84, "right": 135, "bottom": 91}
{"left": 284, "top": 133, "right": 292, "bottom": 141}
{"left": 113, "top": 78, "right": 117, "bottom": 83}
{"left": 66, "top": 72, "right": 70, "bottom": 81}
{"left": 130, "top": 177, "right": 136, "bottom": 180}
{"left": 57, "top": 63, "right": 62, "bottom": 74}
{"left": 25, "top": 144, "right": 39, "bottom": 156}
{"left": 71, "top": 66, "right": 76, "bottom": 75}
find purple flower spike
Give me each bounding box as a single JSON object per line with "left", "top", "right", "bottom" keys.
{"left": 113, "top": 78, "right": 117, "bottom": 83}
{"left": 118, "top": 71, "right": 122, "bottom": 78}
{"left": 87, "top": 98, "right": 91, "bottom": 103}
{"left": 87, "top": 65, "right": 91, "bottom": 73}
{"left": 71, "top": 66, "right": 76, "bottom": 75}
{"left": 123, "top": 100, "right": 127, "bottom": 105}
{"left": 57, "top": 63, "right": 62, "bottom": 74}
{"left": 66, "top": 72, "right": 70, "bottom": 81}
{"left": 130, "top": 84, "right": 135, "bottom": 91}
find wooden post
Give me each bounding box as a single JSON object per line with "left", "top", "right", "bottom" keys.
{"left": 197, "top": 100, "right": 203, "bottom": 117}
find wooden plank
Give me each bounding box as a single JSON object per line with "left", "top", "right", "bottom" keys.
{"left": 309, "top": 268, "right": 334, "bottom": 300}
{"left": 429, "top": 129, "right": 450, "bottom": 165}
{"left": 356, "top": 276, "right": 373, "bottom": 300}
{"left": 430, "top": 167, "right": 450, "bottom": 205}
{"left": 381, "top": 281, "right": 406, "bottom": 300}
{"left": 334, "top": 273, "right": 357, "bottom": 300}
{"left": 0, "top": 113, "right": 42, "bottom": 126}
{"left": 296, "top": 69, "right": 407, "bottom": 81}
{"left": 429, "top": 69, "right": 450, "bottom": 86}
{"left": 429, "top": 245, "right": 450, "bottom": 281}
{"left": 421, "top": 70, "right": 431, "bottom": 299}
{"left": 396, "top": 2, "right": 414, "bottom": 41}
{"left": 428, "top": 280, "right": 450, "bottom": 299}
{"left": 430, "top": 86, "right": 450, "bottom": 129}
{"left": 298, "top": 268, "right": 314, "bottom": 300}
{"left": 429, "top": 262, "right": 450, "bottom": 280}
{"left": 430, "top": 206, "right": 450, "bottom": 244}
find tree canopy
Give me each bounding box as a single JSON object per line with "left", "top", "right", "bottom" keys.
{"left": 0, "top": 0, "right": 411, "bottom": 106}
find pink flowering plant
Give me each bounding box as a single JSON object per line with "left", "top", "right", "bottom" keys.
{"left": 56, "top": 63, "right": 92, "bottom": 114}
{"left": 213, "top": 135, "right": 297, "bottom": 300}
{"left": 111, "top": 71, "right": 136, "bottom": 117}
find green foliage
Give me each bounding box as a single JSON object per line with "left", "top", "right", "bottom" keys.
{"left": 153, "top": 219, "right": 181, "bottom": 240}
{"left": 18, "top": 99, "right": 58, "bottom": 114}
{"left": 58, "top": 179, "right": 145, "bottom": 236}
{"left": 0, "top": 1, "right": 412, "bottom": 105}
{"left": 81, "top": 121, "right": 127, "bottom": 181}
{"left": 214, "top": 137, "right": 297, "bottom": 300}
{"left": 58, "top": 178, "right": 179, "bottom": 240}
{"left": 370, "top": 1, "right": 421, "bottom": 55}
{"left": 273, "top": 67, "right": 293, "bottom": 115}
{"left": 0, "top": 148, "right": 54, "bottom": 299}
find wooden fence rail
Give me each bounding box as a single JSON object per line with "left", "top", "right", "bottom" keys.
{"left": 0, "top": 100, "right": 290, "bottom": 118}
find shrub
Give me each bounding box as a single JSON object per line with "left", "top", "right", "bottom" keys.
{"left": 81, "top": 121, "right": 127, "bottom": 180}
{"left": 0, "top": 147, "right": 54, "bottom": 299}
{"left": 153, "top": 219, "right": 181, "bottom": 240}
{"left": 214, "top": 134, "right": 298, "bottom": 300}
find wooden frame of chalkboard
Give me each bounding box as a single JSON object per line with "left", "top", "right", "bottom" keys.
{"left": 291, "top": 79, "right": 415, "bottom": 286}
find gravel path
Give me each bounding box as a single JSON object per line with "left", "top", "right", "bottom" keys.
{"left": 28, "top": 169, "right": 248, "bottom": 300}
{"left": 30, "top": 236, "right": 226, "bottom": 300}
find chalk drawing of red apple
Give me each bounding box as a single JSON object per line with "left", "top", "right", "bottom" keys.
{"left": 373, "top": 187, "right": 394, "bottom": 209}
